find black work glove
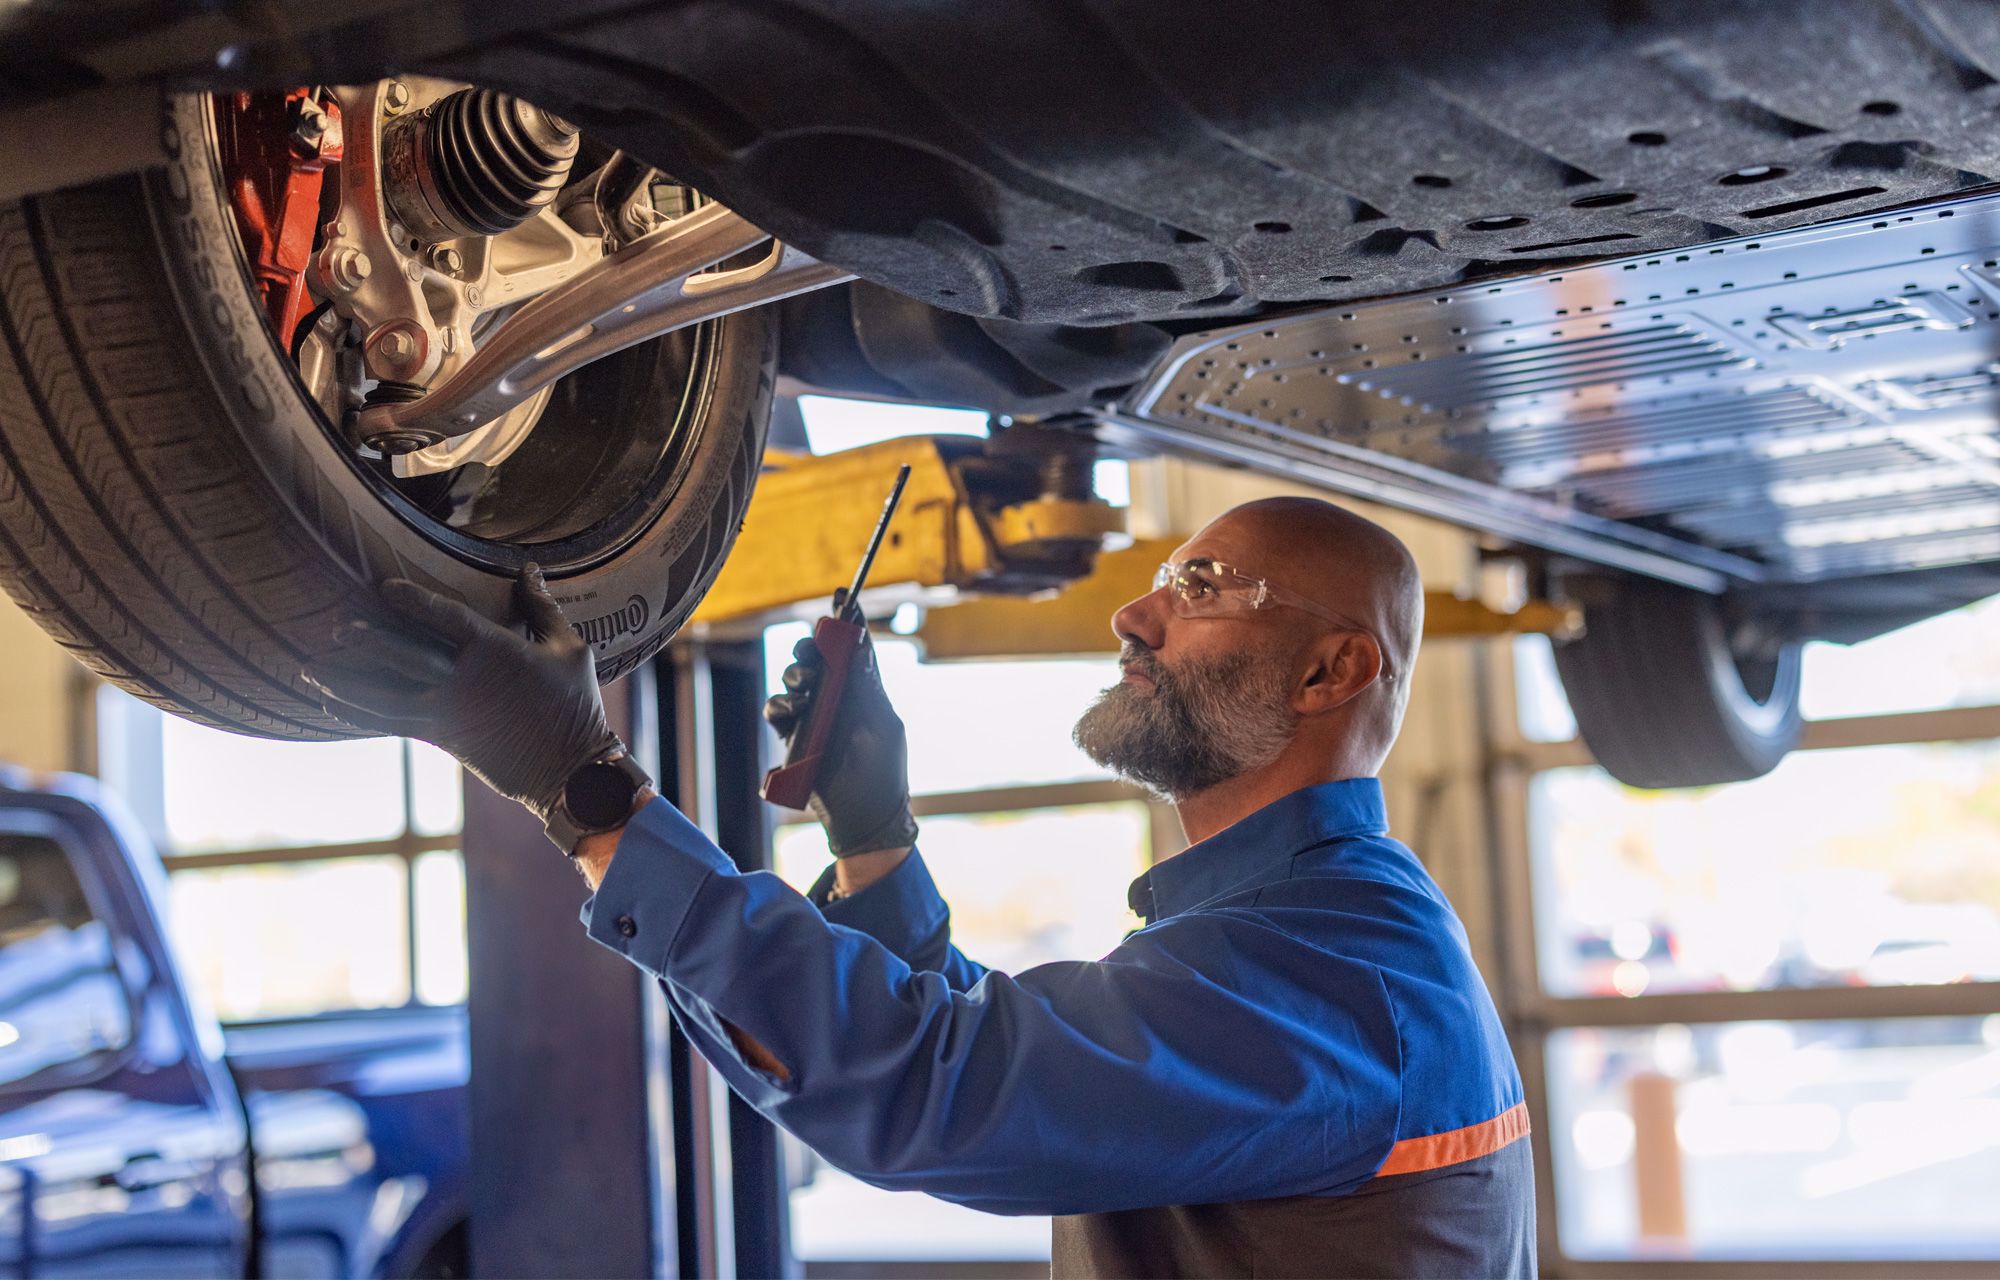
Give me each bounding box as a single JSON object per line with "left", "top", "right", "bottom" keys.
{"left": 763, "top": 630, "right": 918, "bottom": 857}
{"left": 300, "top": 565, "right": 622, "bottom": 825}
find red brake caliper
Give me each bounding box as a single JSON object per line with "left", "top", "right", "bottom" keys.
{"left": 215, "top": 88, "right": 344, "bottom": 345}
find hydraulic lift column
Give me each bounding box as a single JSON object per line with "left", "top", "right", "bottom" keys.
{"left": 464, "top": 670, "right": 676, "bottom": 1277}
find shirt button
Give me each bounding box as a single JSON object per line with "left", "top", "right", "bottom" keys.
{"left": 616, "top": 914, "right": 638, "bottom": 939}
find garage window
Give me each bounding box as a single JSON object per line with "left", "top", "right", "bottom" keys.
{"left": 95, "top": 687, "right": 466, "bottom": 1021}
{"left": 1799, "top": 594, "right": 2000, "bottom": 720}
{"left": 762, "top": 624, "right": 1121, "bottom": 795}
{"left": 1530, "top": 742, "right": 2000, "bottom": 998}
{"left": 1549, "top": 1016, "right": 2000, "bottom": 1260}
{"left": 1501, "top": 598, "right": 2000, "bottom": 1269}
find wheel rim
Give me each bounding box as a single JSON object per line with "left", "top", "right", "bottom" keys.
{"left": 339, "top": 322, "right": 722, "bottom": 567}
{"left": 1705, "top": 602, "right": 1801, "bottom": 735}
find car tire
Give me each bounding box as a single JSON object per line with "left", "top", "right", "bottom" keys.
{"left": 0, "top": 91, "right": 774, "bottom": 740}
{"left": 1552, "top": 575, "right": 1803, "bottom": 788}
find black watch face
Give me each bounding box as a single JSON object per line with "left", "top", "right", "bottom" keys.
{"left": 566, "top": 760, "right": 639, "bottom": 828}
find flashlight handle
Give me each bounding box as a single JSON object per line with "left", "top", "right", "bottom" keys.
{"left": 760, "top": 613, "right": 866, "bottom": 810}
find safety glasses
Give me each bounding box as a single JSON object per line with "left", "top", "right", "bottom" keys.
{"left": 1152, "top": 558, "right": 1395, "bottom": 679}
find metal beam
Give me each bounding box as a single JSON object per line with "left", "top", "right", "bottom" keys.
{"left": 701, "top": 640, "right": 798, "bottom": 1280}
{"left": 657, "top": 647, "right": 732, "bottom": 1279}
{"left": 911, "top": 538, "right": 1174, "bottom": 660}
{"left": 651, "top": 640, "right": 800, "bottom": 1277}
{"left": 465, "top": 668, "right": 670, "bottom": 1277}
{"left": 1093, "top": 412, "right": 1747, "bottom": 593}
{"left": 764, "top": 777, "right": 1156, "bottom": 831}
{"left": 1511, "top": 700, "right": 2000, "bottom": 773}
{"left": 160, "top": 830, "right": 459, "bottom": 871}
{"left": 1525, "top": 981, "right": 2000, "bottom": 1030}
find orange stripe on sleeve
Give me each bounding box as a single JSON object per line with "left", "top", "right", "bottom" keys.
{"left": 1374, "top": 1101, "right": 1531, "bottom": 1178}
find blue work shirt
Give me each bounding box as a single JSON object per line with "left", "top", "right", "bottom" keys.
{"left": 582, "top": 778, "right": 1532, "bottom": 1274}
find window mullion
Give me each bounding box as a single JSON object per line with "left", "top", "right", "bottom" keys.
{"left": 162, "top": 831, "right": 460, "bottom": 871}
{"left": 1524, "top": 980, "right": 2000, "bottom": 1030}
{"left": 400, "top": 739, "right": 419, "bottom": 1006}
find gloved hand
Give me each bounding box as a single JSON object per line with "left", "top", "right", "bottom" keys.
{"left": 763, "top": 629, "right": 918, "bottom": 857}
{"left": 301, "top": 565, "right": 622, "bottom": 824}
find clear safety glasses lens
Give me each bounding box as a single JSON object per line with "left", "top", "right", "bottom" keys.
{"left": 1153, "top": 561, "right": 1394, "bottom": 680}
{"left": 1153, "top": 561, "right": 1261, "bottom": 618}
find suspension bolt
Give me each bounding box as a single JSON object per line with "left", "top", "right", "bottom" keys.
{"left": 291, "top": 99, "right": 330, "bottom": 153}
{"left": 429, "top": 246, "right": 464, "bottom": 275}
{"left": 383, "top": 82, "right": 412, "bottom": 116}
{"left": 374, "top": 432, "right": 434, "bottom": 455}
{"left": 316, "top": 245, "right": 372, "bottom": 294}
{"left": 465, "top": 285, "right": 483, "bottom": 309}
{"left": 365, "top": 322, "right": 428, "bottom": 378}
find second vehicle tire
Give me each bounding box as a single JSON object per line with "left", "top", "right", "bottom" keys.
{"left": 1553, "top": 575, "right": 1803, "bottom": 789}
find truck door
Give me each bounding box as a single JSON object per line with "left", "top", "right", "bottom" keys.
{"left": 0, "top": 810, "right": 248, "bottom": 1277}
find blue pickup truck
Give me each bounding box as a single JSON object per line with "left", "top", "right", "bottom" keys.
{"left": 0, "top": 767, "right": 469, "bottom": 1277}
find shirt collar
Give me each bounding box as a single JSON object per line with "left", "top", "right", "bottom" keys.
{"left": 1127, "top": 778, "right": 1389, "bottom": 924}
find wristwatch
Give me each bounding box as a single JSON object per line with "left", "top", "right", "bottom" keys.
{"left": 545, "top": 750, "right": 652, "bottom": 855}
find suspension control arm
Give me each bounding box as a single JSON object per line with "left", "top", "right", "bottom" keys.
{"left": 353, "top": 202, "right": 853, "bottom": 453}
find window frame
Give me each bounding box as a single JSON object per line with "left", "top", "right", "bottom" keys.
{"left": 154, "top": 738, "right": 464, "bottom": 1020}
{"left": 908, "top": 778, "right": 1181, "bottom": 862}
{"left": 1483, "top": 639, "right": 2000, "bottom": 1275}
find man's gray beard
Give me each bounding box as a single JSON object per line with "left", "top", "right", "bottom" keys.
{"left": 1072, "top": 645, "right": 1297, "bottom": 799}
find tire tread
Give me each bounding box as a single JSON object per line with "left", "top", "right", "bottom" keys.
{"left": 0, "top": 184, "right": 394, "bottom": 736}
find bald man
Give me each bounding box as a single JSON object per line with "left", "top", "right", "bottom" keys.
{"left": 305, "top": 498, "right": 1534, "bottom": 1279}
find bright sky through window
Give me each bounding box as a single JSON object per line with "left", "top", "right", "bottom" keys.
{"left": 796, "top": 395, "right": 987, "bottom": 453}
{"left": 762, "top": 624, "right": 1119, "bottom": 796}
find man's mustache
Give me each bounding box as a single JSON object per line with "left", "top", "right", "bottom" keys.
{"left": 1118, "top": 643, "right": 1168, "bottom": 686}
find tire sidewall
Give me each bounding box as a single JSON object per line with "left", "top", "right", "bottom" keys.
{"left": 143, "top": 91, "right": 772, "bottom": 679}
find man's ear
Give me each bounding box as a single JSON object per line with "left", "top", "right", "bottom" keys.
{"left": 1295, "top": 632, "right": 1381, "bottom": 716}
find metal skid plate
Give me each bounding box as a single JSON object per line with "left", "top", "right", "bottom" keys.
{"left": 1116, "top": 194, "right": 2000, "bottom": 592}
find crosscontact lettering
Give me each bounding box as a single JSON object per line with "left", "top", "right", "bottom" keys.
{"left": 573, "top": 595, "right": 650, "bottom": 647}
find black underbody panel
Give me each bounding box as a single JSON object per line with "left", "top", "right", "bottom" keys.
{"left": 421, "top": 0, "right": 2000, "bottom": 327}
{"left": 10, "top": 1, "right": 2000, "bottom": 332}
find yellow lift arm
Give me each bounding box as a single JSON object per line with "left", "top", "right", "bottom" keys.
{"left": 690, "top": 433, "right": 1124, "bottom": 628}
{"left": 691, "top": 435, "right": 1579, "bottom": 654}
